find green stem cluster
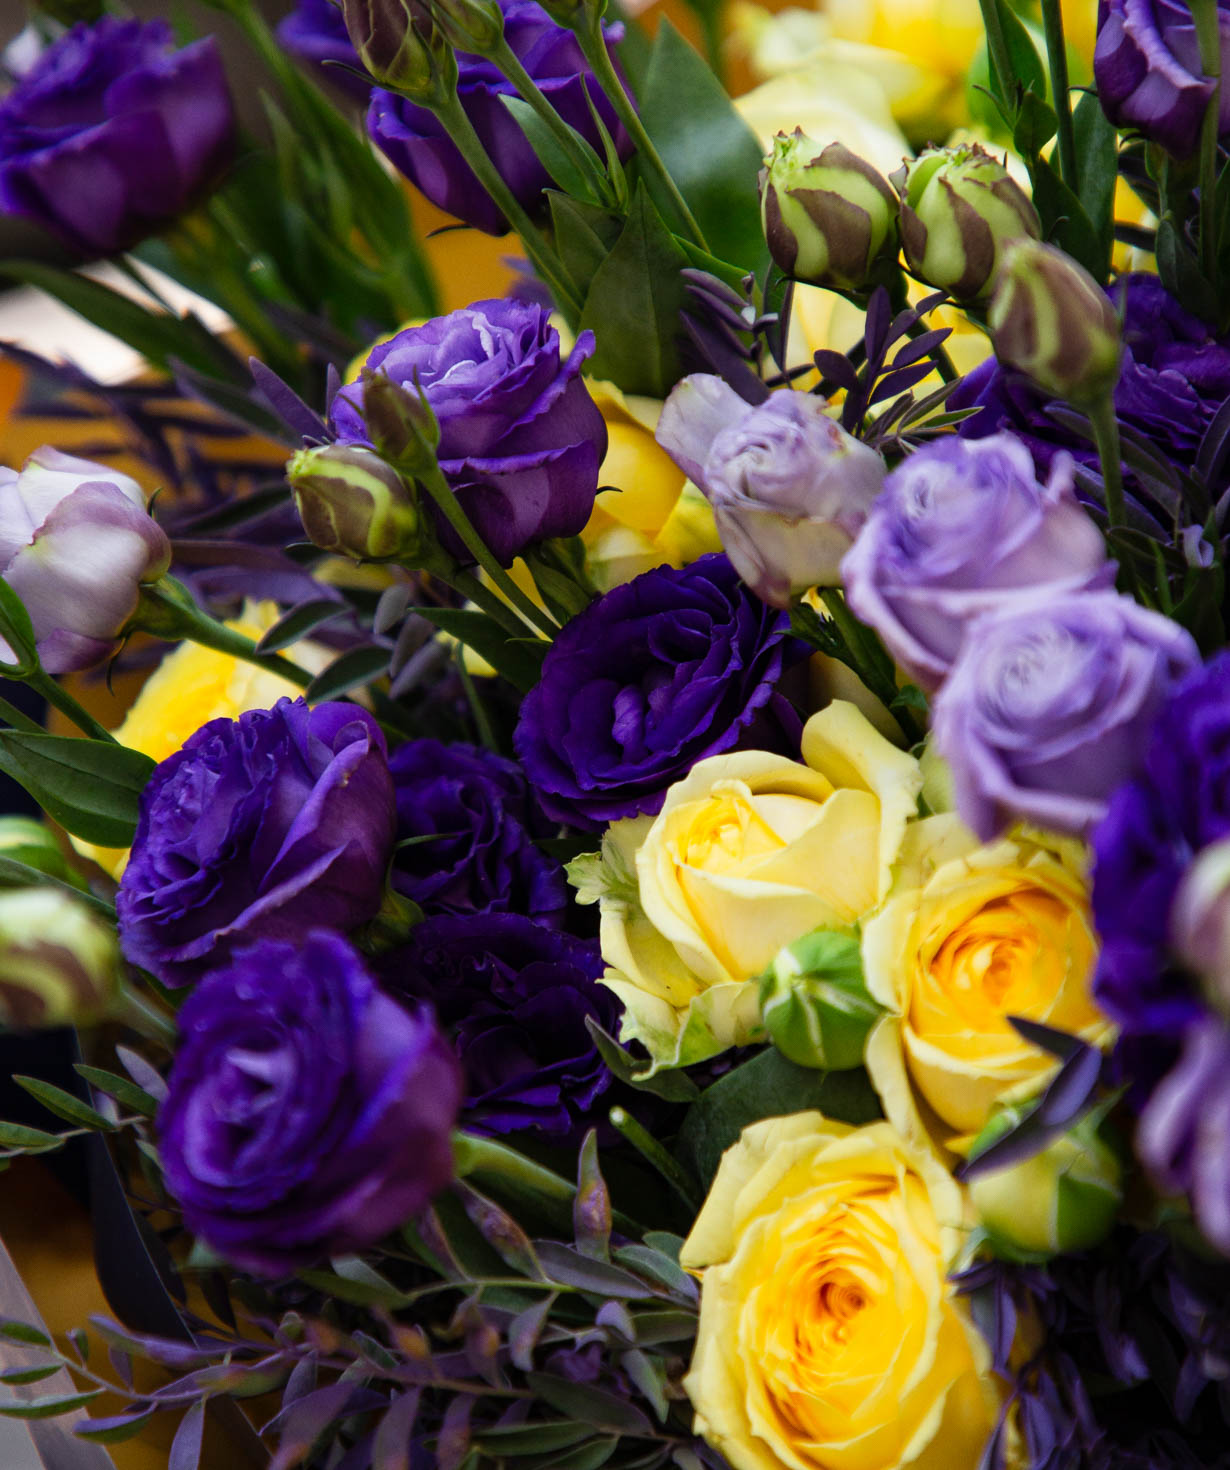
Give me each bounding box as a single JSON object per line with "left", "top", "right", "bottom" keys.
{"left": 1191, "top": 0, "right": 1222, "bottom": 283}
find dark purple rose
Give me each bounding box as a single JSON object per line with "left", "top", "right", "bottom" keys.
{"left": 331, "top": 299, "right": 606, "bottom": 567}
{"left": 1092, "top": 652, "right": 1230, "bottom": 1040}
{"left": 0, "top": 19, "right": 235, "bottom": 257}
{"left": 953, "top": 276, "right": 1230, "bottom": 521}
{"left": 389, "top": 738, "right": 567, "bottom": 924}
{"left": 1095, "top": 0, "right": 1230, "bottom": 159}
{"left": 514, "top": 553, "right": 795, "bottom": 829}
{"left": 934, "top": 589, "right": 1199, "bottom": 839}
{"left": 160, "top": 931, "right": 460, "bottom": 1276}
{"left": 118, "top": 699, "right": 396, "bottom": 987}
{"left": 277, "top": 0, "right": 370, "bottom": 101}
{"left": 842, "top": 432, "right": 1113, "bottom": 692}
{"left": 366, "top": 0, "right": 629, "bottom": 235}
{"left": 384, "top": 912, "right": 618, "bottom": 1138}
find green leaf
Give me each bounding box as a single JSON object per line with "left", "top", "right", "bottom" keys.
{"left": 13, "top": 1076, "right": 116, "bottom": 1132}
{"left": 296, "top": 1268, "right": 411, "bottom": 1309}
{"left": 76, "top": 1410, "right": 157, "bottom": 1444}
{"left": 580, "top": 184, "right": 690, "bottom": 397}
{"left": 474, "top": 1422, "right": 591, "bottom": 1455}
{"left": 1012, "top": 89, "right": 1057, "bottom": 162}
{"left": 0, "top": 856, "right": 111, "bottom": 917}
{"left": 1072, "top": 90, "right": 1118, "bottom": 281}
{"left": 524, "top": 1375, "right": 654, "bottom": 1437}
{"left": 0, "top": 1390, "right": 102, "bottom": 1420}
{"left": 548, "top": 194, "right": 624, "bottom": 298}
{"left": 535, "top": 1439, "right": 618, "bottom": 1470}
{"left": 0, "top": 580, "right": 37, "bottom": 672}
{"left": 0, "top": 732, "right": 154, "bottom": 848}
{"left": 303, "top": 645, "right": 390, "bottom": 703}
{"left": 0, "top": 1120, "right": 65, "bottom": 1153}
{"left": 584, "top": 1020, "right": 700, "bottom": 1102}
{"left": 254, "top": 599, "right": 345, "bottom": 655}
{"left": 677, "top": 1048, "right": 882, "bottom": 1190}
{"left": 0, "top": 1365, "right": 62, "bottom": 1386}
{"left": 73, "top": 1065, "right": 159, "bottom": 1120}
{"left": 1028, "top": 154, "right": 1104, "bottom": 278}
{"left": 981, "top": 0, "right": 1047, "bottom": 118}
{"left": 0, "top": 1320, "right": 51, "bottom": 1347}
{"left": 637, "top": 19, "right": 767, "bottom": 275}
{"left": 500, "top": 96, "right": 601, "bottom": 201}
{"left": 409, "top": 607, "right": 547, "bottom": 694}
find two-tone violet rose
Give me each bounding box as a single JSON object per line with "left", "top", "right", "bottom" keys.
{"left": 331, "top": 300, "right": 607, "bottom": 567}
{"left": 0, "top": 449, "right": 171, "bottom": 674}
{"left": 160, "top": 931, "right": 460, "bottom": 1275}
{"left": 655, "top": 376, "right": 885, "bottom": 608}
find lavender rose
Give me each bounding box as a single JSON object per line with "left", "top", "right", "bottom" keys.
{"left": 0, "top": 19, "right": 235, "bottom": 257}
{"left": 841, "top": 432, "right": 1113, "bottom": 691}
{"left": 1095, "top": 0, "right": 1230, "bottom": 159}
{"left": 160, "top": 931, "right": 460, "bottom": 1276}
{"left": 514, "top": 553, "right": 795, "bottom": 829}
{"left": 933, "top": 590, "right": 1199, "bottom": 839}
{"left": 0, "top": 449, "right": 171, "bottom": 674}
{"left": 367, "top": 0, "right": 628, "bottom": 235}
{"left": 331, "top": 300, "right": 606, "bottom": 567}
{"left": 385, "top": 912, "right": 620, "bottom": 1140}
{"left": 118, "top": 699, "right": 396, "bottom": 987}
{"left": 655, "top": 376, "right": 886, "bottom": 608}
{"left": 389, "top": 739, "right": 567, "bottom": 925}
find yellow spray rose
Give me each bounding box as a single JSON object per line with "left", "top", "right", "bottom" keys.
{"left": 681, "top": 1112, "right": 1003, "bottom": 1470}
{"left": 863, "top": 815, "right": 1112, "bottom": 1152}
{"left": 72, "top": 603, "right": 329, "bottom": 878}
{"left": 579, "top": 702, "right": 921, "bottom": 1071}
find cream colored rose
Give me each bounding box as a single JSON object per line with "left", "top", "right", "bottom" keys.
{"left": 681, "top": 1112, "right": 1002, "bottom": 1470}
{"left": 583, "top": 702, "right": 921, "bottom": 1071}
{"left": 863, "top": 815, "right": 1112, "bottom": 1152}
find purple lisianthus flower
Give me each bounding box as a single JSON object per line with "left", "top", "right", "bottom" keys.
{"left": 118, "top": 699, "right": 396, "bottom": 987}
{"left": 933, "top": 589, "right": 1199, "bottom": 839}
{"left": 367, "top": 0, "right": 629, "bottom": 235}
{"left": 655, "top": 375, "right": 886, "bottom": 608}
{"left": 954, "top": 276, "right": 1230, "bottom": 518}
{"left": 0, "top": 448, "right": 170, "bottom": 674}
{"left": 514, "top": 553, "right": 795, "bottom": 829}
{"left": 1092, "top": 652, "right": 1230, "bottom": 1039}
{"left": 160, "top": 931, "right": 460, "bottom": 1276}
{"left": 0, "top": 19, "right": 235, "bottom": 257}
{"left": 1095, "top": 0, "right": 1230, "bottom": 159}
{"left": 841, "top": 432, "right": 1113, "bottom": 691}
{"left": 277, "top": 0, "right": 369, "bottom": 101}
{"left": 389, "top": 739, "right": 567, "bottom": 924}
{"left": 331, "top": 300, "right": 606, "bottom": 567}
{"left": 384, "top": 912, "right": 618, "bottom": 1139}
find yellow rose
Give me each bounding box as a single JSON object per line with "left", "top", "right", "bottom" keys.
{"left": 72, "top": 602, "right": 329, "bottom": 879}
{"left": 585, "top": 702, "right": 921, "bottom": 1070}
{"left": 581, "top": 382, "right": 721, "bottom": 591}
{"left": 735, "top": 64, "right": 909, "bottom": 176}
{"left": 863, "top": 815, "right": 1112, "bottom": 1151}
{"left": 681, "top": 1112, "right": 1002, "bottom": 1470}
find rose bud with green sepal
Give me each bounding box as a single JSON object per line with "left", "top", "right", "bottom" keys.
{"left": 760, "top": 132, "right": 900, "bottom": 293}
{"left": 758, "top": 925, "right": 882, "bottom": 1070}
{"left": 967, "top": 1105, "right": 1123, "bottom": 1261}
{"left": 892, "top": 142, "right": 1040, "bottom": 302}
{"left": 989, "top": 239, "right": 1123, "bottom": 406}
{"left": 288, "top": 444, "right": 422, "bottom": 563}
{"left": 0, "top": 887, "right": 121, "bottom": 1031}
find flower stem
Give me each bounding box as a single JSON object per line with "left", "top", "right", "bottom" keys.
{"left": 1088, "top": 393, "right": 1141, "bottom": 597}
{"left": 25, "top": 671, "right": 116, "bottom": 744}
{"left": 116, "top": 982, "right": 178, "bottom": 1048}
{"left": 1191, "top": 0, "right": 1222, "bottom": 284}
{"left": 975, "top": 0, "right": 1016, "bottom": 115}
{"left": 608, "top": 1106, "right": 699, "bottom": 1210}
{"left": 570, "top": 16, "right": 709, "bottom": 251}
{"left": 1039, "top": 0, "right": 1077, "bottom": 189}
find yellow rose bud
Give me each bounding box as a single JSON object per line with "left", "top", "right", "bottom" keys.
{"left": 863, "top": 814, "right": 1112, "bottom": 1152}
{"left": 587, "top": 702, "right": 921, "bottom": 1071}
{"left": 0, "top": 887, "right": 121, "bottom": 1030}
{"left": 681, "top": 1112, "right": 1001, "bottom": 1470}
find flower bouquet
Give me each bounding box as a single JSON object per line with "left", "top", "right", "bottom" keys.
{"left": 0, "top": 0, "right": 1229, "bottom": 1465}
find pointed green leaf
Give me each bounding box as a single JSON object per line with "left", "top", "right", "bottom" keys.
{"left": 409, "top": 607, "right": 546, "bottom": 693}
{"left": 0, "top": 1389, "right": 102, "bottom": 1419}
{"left": 73, "top": 1065, "right": 159, "bottom": 1120}
{"left": 0, "top": 732, "right": 154, "bottom": 848}
{"left": 13, "top": 1076, "right": 116, "bottom": 1132}
{"left": 254, "top": 599, "right": 345, "bottom": 655}
{"left": 303, "top": 645, "right": 390, "bottom": 703}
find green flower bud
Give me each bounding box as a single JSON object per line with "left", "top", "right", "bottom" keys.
{"left": 989, "top": 239, "right": 1123, "bottom": 405}
{"left": 892, "top": 143, "right": 1040, "bottom": 301}
{"left": 758, "top": 926, "right": 881, "bottom": 1070}
{"left": 0, "top": 818, "right": 85, "bottom": 890}
{"left": 427, "top": 0, "right": 504, "bottom": 53}
{"left": 0, "top": 887, "right": 120, "bottom": 1031}
{"left": 968, "top": 1107, "right": 1123, "bottom": 1261}
{"left": 288, "top": 444, "right": 421, "bottom": 562}
{"left": 362, "top": 370, "right": 442, "bottom": 477}
{"left": 341, "top": 0, "right": 453, "bottom": 97}
{"left": 760, "top": 132, "right": 899, "bottom": 292}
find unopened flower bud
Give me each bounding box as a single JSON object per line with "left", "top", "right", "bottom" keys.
{"left": 0, "top": 887, "right": 121, "bottom": 1030}
{"left": 758, "top": 926, "right": 881, "bottom": 1070}
{"left": 288, "top": 444, "right": 421, "bottom": 562}
{"left": 362, "top": 370, "right": 442, "bottom": 477}
{"left": 989, "top": 239, "right": 1122, "bottom": 405}
{"left": 761, "top": 132, "right": 898, "bottom": 292}
{"left": 968, "top": 1107, "right": 1122, "bottom": 1260}
{"left": 892, "top": 143, "right": 1040, "bottom": 301}
{"left": 427, "top": 0, "right": 504, "bottom": 53}
{"left": 342, "top": 0, "right": 448, "bottom": 96}
{"left": 1170, "top": 837, "right": 1230, "bottom": 1011}
{"left": 0, "top": 818, "right": 85, "bottom": 889}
